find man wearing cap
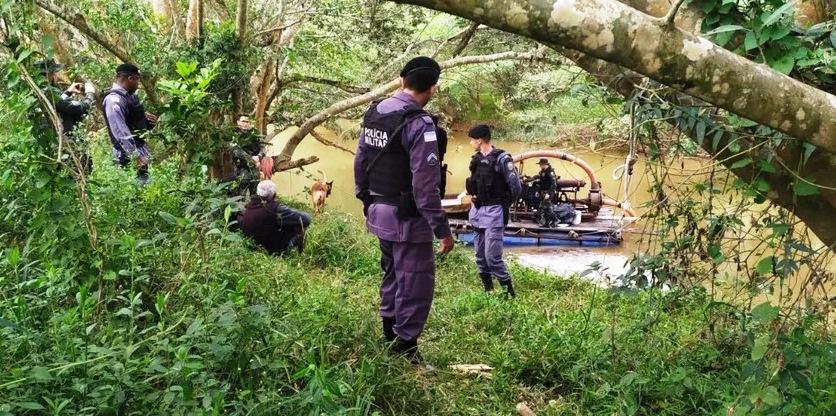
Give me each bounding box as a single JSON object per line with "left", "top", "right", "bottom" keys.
{"left": 465, "top": 125, "right": 522, "bottom": 298}
{"left": 102, "top": 63, "right": 157, "bottom": 184}
{"left": 536, "top": 158, "right": 557, "bottom": 204}
{"left": 31, "top": 59, "right": 97, "bottom": 171}
{"left": 354, "top": 56, "right": 454, "bottom": 362}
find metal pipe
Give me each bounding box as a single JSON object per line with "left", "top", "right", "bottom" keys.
{"left": 513, "top": 150, "right": 601, "bottom": 191}
{"left": 602, "top": 196, "right": 638, "bottom": 218}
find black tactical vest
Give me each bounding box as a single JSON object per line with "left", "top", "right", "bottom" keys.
{"left": 102, "top": 89, "right": 149, "bottom": 144}
{"left": 359, "top": 100, "right": 428, "bottom": 198}
{"left": 467, "top": 148, "right": 510, "bottom": 207}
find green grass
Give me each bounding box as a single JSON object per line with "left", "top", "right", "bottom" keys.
{"left": 1, "top": 134, "right": 834, "bottom": 415}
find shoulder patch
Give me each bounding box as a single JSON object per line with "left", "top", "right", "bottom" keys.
{"left": 423, "top": 131, "right": 437, "bottom": 142}
{"left": 421, "top": 115, "right": 434, "bottom": 124}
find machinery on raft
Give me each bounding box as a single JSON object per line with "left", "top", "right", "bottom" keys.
{"left": 442, "top": 149, "right": 639, "bottom": 247}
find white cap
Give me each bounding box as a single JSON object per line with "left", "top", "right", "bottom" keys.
{"left": 256, "top": 180, "right": 276, "bottom": 198}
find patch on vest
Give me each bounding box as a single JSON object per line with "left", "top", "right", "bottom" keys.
{"left": 363, "top": 127, "right": 389, "bottom": 148}
{"left": 423, "top": 131, "right": 437, "bottom": 142}
{"left": 506, "top": 161, "right": 515, "bottom": 172}
{"left": 426, "top": 153, "right": 439, "bottom": 166}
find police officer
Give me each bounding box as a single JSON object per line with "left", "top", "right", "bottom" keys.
{"left": 102, "top": 63, "right": 157, "bottom": 184}
{"left": 465, "top": 125, "right": 522, "bottom": 297}
{"left": 536, "top": 158, "right": 557, "bottom": 203}
{"left": 354, "top": 56, "right": 454, "bottom": 362}
{"left": 31, "top": 59, "right": 97, "bottom": 171}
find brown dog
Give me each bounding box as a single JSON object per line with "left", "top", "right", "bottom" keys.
{"left": 311, "top": 179, "right": 334, "bottom": 215}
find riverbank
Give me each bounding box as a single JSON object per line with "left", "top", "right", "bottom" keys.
{"left": 2, "top": 145, "right": 833, "bottom": 414}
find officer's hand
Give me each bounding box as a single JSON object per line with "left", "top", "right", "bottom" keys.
{"left": 145, "top": 112, "right": 158, "bottom": 123}
{"left": 437, "top": 235, "right": 454, "bottom": 256}
{"left": 84, "top": 82, "right": 96, "bottom": 95}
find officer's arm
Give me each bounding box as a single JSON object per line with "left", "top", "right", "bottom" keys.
{"left": 406, "top": 117, "right": 451, "bottom": 239}
{"left": 501, "top": 154, "right": 522, "bottom": 200}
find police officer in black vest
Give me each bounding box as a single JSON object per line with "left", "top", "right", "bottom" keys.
{"left": 465, "top": 125, "right": 521, "bottom": 297}
{"left": 354, "top": 57, "right": 453, "bottom": 362}
{"left": 102, "top": 63, "right": 157, "bottom": 184}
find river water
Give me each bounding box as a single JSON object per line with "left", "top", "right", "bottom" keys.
{"left": 268, "top": 126, "right": 834, "bottom": 303}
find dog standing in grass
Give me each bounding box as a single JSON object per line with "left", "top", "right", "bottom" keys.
{"left": 311, "top": 178, "right": 334, "bottom": 215}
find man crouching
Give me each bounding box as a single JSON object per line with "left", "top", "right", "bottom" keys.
{"left": 237, "top": 180, "right": 311, "bottom": 255}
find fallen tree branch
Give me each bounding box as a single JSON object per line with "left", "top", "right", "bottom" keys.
{"left": 273, "top": 155, "right": 320, "bottom": 172}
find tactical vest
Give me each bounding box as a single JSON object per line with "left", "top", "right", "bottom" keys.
{"left": 359, "top": 100, "right": 428, "bottom": 198}
{"left": 467, "top": 148, "right": 510, "bottom": 207}
{"left": 101, "top": 88, "right": 149, "bottom": 144}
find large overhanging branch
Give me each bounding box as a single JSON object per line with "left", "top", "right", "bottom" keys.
{"left": 540, "top": 10, "right": 836, "bottom": 248}
{"left": 34, "top": 0, "right": 161, "bottom": 105}
{"left": 274, "top": 49, "right": 561, "bottom": 161}
{"left": 389, "top": 0, "right": 836, "bottom": 156}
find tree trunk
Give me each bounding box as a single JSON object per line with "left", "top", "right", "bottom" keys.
{"left": 185, "top": 0, "right": 204, "bottom": 44}
{"left": 235, "top": 0, "right": 248, "bottom": 43}
{"left": 37, "top": 17, "right": 74, "bottom": 71}
{"left": 389, "top": 0, "right": 836, "bottom": 156}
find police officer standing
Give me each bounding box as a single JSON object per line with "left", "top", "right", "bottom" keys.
{"left": 31, "top": 59, "right": 97, "bottom": 171}
{"left": 465, "top": 125, "right": 522, "bottom": 298}
{"left": 102, "top": 63, "right": 157, "bottom": 184}
{"left": 536, "top": 158, "right": 557, "bottom": 203}
{"left": 354, "top": 56, "right": 454, "bottom": 363}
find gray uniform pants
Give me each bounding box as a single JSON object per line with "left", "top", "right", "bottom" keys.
{"left": 473, "top": 226, "right": 511, "bottom": 282}
{"left": 379, "top": 239, "right": 435, "bottom": 342}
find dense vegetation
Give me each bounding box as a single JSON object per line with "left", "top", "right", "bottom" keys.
{"left": 1, "top": 0, "right": 834, "bottom": 414}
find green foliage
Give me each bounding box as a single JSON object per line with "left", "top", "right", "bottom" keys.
{"left": 694, "top": 0, "right": 836, "bottom": 91}
{"left": 156, "top": 59, "right": 228, "bottom": 167}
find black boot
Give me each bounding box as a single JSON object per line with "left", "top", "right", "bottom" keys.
{"left": 392, "top": 338, "right": 422, "bottom": 364}
{"left": 499, "top": 279, "right": 516, "bottom": 299}
{"left": 479, "top": 273, "right": 494, "bottom": 292}
{"left": 382, "top": 317, "right": 396, "bottom": 343}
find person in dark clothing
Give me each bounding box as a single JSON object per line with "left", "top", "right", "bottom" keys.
{"left": 226, "top": 115, "right": 266, "bottom": 196}
{"left": 30, "top": 59, "right": 97, "bottom": 172}
{"left": 102, "top": 63, "right": 158, "bottom": 184}
{"left": 431, "top": 114, "right": 449, "bottom": 198}
{"left": 536, "top": 159, "right": 557, "bottom": 204}
{"left": 237, "top": 180, "right": 311, "bottom": 255}
{"left": 354, "top": 56, "right": 454, "bottom": 363}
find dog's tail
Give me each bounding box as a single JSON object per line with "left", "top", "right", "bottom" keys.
{"left": 316, "top": 170, "right": 327, "bottom": 183}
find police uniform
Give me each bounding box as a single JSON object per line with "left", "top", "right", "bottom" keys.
{"left": 466, "top": 148, "right": 522, "bottom": 296}
{"left": 354, "top": 91, "right": 451, "bottom": 345}
{"left": 102, "top": 84, "right": 153, "bottom": 172}
{"left": 30, "top": 84, "right": 96, "bottom": 171}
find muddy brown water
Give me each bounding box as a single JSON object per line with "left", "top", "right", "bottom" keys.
{"left": 268, "top": 127, "right": 833, "bottom": 303}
